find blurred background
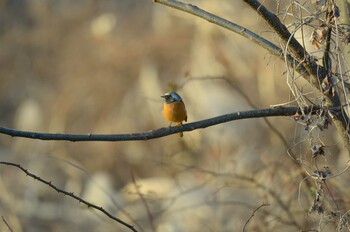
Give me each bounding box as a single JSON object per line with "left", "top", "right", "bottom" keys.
{"left": 0, "top": 0, "right": 349, "bottom": 231}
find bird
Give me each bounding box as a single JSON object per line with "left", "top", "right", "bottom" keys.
{"left": 161, "top": 91, "right": 187, "bottom": 137}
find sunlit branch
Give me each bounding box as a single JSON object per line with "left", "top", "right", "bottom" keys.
{"left": 0, "top": 106, "right": 325, "bottom": 142}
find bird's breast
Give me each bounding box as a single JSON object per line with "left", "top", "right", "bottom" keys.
{"left": 162, "top": 101, "right": 187, "bottom": 123}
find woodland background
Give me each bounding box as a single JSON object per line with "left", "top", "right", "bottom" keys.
{"left": 0, "top": 0, "right": 349, "bottom": 231}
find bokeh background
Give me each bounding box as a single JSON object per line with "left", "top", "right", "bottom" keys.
{"left": 0, "top": 1, "right": 349, "bottom": 232}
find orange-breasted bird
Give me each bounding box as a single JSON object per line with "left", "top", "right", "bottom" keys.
{"left": 161, "top": 91, "right": 187, "bottom": 137}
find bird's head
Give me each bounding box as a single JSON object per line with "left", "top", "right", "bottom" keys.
{"left": 161, "top": 92, "right": 183, "bottom": 104}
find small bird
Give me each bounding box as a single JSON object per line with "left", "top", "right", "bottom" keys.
{"left": 161, "top": 91, "right": 187, "bottom": 137}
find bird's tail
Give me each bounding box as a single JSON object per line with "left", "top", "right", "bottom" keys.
{"left": 176, "top": 122, "right": 183, "bottom": 137}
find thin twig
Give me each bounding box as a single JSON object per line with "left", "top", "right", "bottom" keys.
{"left": 242, "top": 203, "right": 270, "bottom": 231}
{"left": 1, "top": 216, "right": 13, "bottom": 232}
{"left": 181, "top": 164, "right": 302, "bottom": 229}
{"left": 51, "top": 156, "right": 143, "bottom": 231}
{"left": 130, "top": 171, "right": 156, "bottom": 232}
{"left": 0, "top": 161, "right": 137, "bottom": 232}
{"left": 0, "top": 106, "right": 325, "bottom": 142}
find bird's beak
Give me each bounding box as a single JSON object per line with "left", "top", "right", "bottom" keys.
{"left": 161, "top": 94, "right": 167, "bottom": 98}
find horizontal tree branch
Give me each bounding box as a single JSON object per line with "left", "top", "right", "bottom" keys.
{"left": 0, "top": 106, "right": 326, "bottom": 142}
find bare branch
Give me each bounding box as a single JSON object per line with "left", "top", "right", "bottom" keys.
{"left": 241, "top": 0, "right": 350, "bottom": 151}
{"left": 1, "top": 216, "right": 13, "bottom": 232}
{"left": 0, "top": 162, "right": 138, "bottom": 232}
{"left": 153, "top": 0, "right": 314, "bottom": 86}
{"left": 243, "top": 0, "right": 329, "bottom": 85}
{"left": 155, "top": 0, "right": 278, "bottom": 54}
{"left": 0, "top": 106, "right": 324, "bottom": 142}
{"left": 242, "top": 203, "right": 270, "bottom": 232}
{"left": 130, "top": 172, "right": 156, "bottom": 232}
